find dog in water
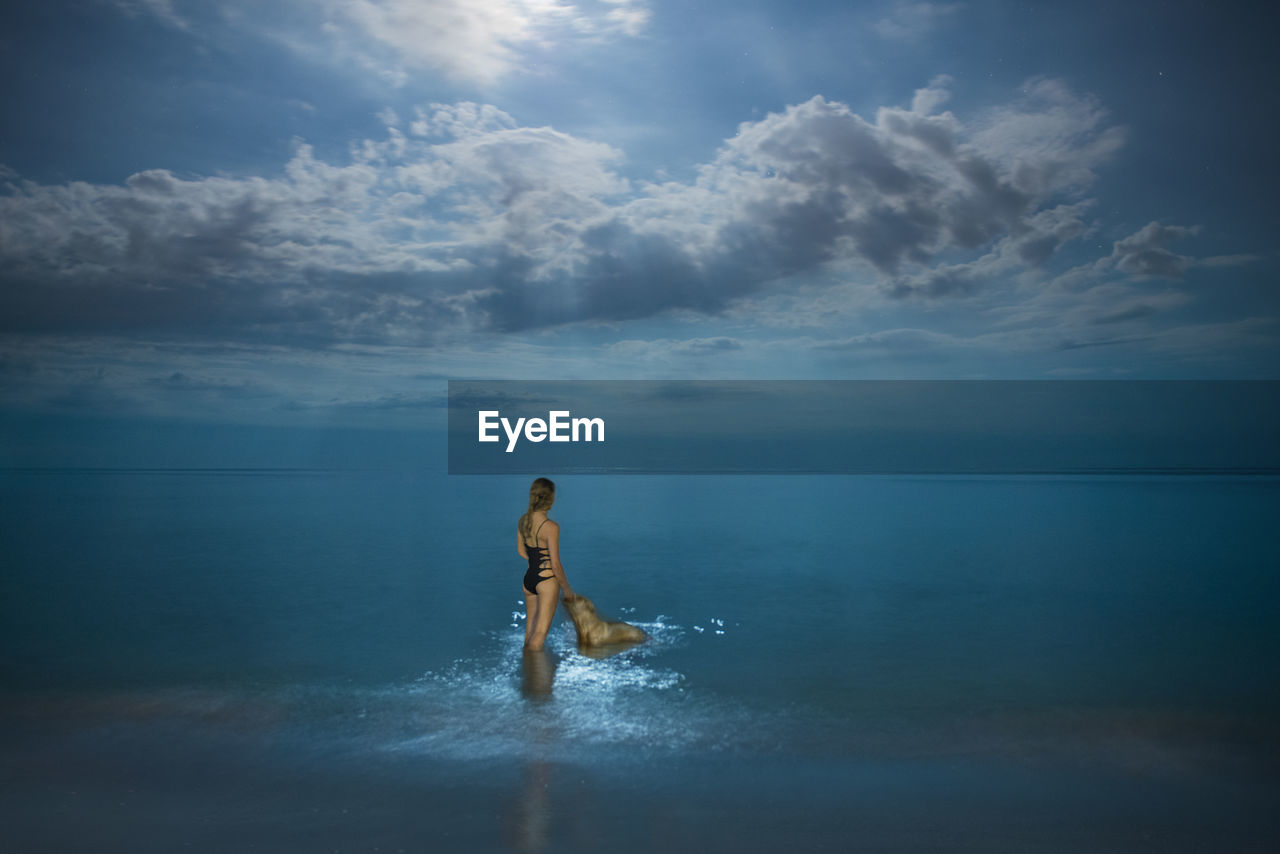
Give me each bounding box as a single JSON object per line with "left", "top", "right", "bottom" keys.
{"left": 562, "top": 594, "right": 647, "bottom": 649}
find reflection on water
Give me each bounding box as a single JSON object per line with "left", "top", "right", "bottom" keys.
{"left": 506, "top": 760, "right": 553, "bottom": 852}
{"left": 520, "top": 648, "right": 559, "bottom": 700}
{"left": 9, "top": 611, "right": 1273, "bottom": 782}
{"left": 6, "top": 606, "right": 1279, "bottom": 854}
{"left": 509, "top": 648, "right": 558, "bottom": 851}
{"left": 508, "top": 629, "right": 658, "bottom": 850}
{"left": 6, "top": 610, "right": 1274, "bottom": 786}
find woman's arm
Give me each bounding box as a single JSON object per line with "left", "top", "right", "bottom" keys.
{"left": 516, "top": 520, "right": 528, "bottom": 560}
{"left": 544, "top": 521, "right": 575, "bottom": 600}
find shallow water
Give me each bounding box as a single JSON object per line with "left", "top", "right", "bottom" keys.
{"left": 2, "top": 471, "right": 1279, "bottom": 850}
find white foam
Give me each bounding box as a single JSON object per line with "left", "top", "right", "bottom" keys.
{"left": 67, "top": 612, "right": 767, "bottom": 765}
{"left": 373, "top": 614, "right": 759, "bottom": 761}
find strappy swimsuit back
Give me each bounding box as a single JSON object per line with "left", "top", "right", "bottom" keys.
{"left": 522, "top": 517, "right": 554, "bottom": 595}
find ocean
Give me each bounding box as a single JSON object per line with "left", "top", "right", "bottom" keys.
{"left": 2, "top": 470, "right": 1278, "bottom": 851}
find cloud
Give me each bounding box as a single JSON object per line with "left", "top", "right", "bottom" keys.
{"left": 1, "top": 79, "right": 1130, "bottom": 342}
{"left": 599, "top": 0, "right": 651, "bottom": 36}
{"left": 811, "top": 328, "right": 971, "bottom": 354}
{"left": 1010, "top": 202, "right": 1093, "bottom": 266}
{"left": 969, "top": 78, "right": 1127, "bottom": 198}
{"left": 1039, "top": 219, "right": 1247, "bottom": 300}
{"left": 1042, "top": 316, "right": 1279, "bottom": 361}
{"left": 0, "top": 334, "right": 465, "bottom": 421}
{"left": 884, "top": 201, "right": 1092, "bottom": 298}
{"left": 480, "top": 78, "right": 1122, "bottom": 327}
{"left": 1198, "top": 253, "right": 1263, "bottom": 268}
{"left": 608, "top": 336, "right": 744, "bottom": 360}
{"left": 874, "top": 2, "right": 965, "bottom": 41}
{"left": 1141, "top": 317, "right": 1278, "bottom": 357}
{"left": 0, "top": 102, "right": 627, "bottom": 341}
{"left": 1108, "top": 221, "right": 1200, "bottom": 278}
{"left": 117, "top": 0, "right": 652, "bottom": 86}
{"left": 331, "top": 0, "right": 569, "bottom": 86}
{"left": 111, "top": 0, "right": 189, "bottom": 30}
{"left": 965, "top": 211, "right": 1273, "bottom": 367}
{"left": 319, "top": 391, "right": 447, "bottom": 411}
{"left": 144, "top": 370, "right": 275, "bottom": 400}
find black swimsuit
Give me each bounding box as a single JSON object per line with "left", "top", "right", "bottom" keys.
{"left": 522, "top": 518, "right": 555, "bottom": 595}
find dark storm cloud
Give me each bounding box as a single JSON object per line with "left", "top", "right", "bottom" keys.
{"left": 0, "top": 80, "right": 1126, "bottom": 341}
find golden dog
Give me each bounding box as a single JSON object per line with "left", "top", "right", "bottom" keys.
{"left": 562, "top": 594, "right": 647, "bottom": 648}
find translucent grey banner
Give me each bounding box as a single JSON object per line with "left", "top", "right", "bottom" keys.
{"left": 447, "top": 380, "right": 1280, "bottom": 475}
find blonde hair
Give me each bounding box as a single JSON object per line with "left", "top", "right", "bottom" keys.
{"left": 519, "top": 477, "right": 556, "bottom": 539}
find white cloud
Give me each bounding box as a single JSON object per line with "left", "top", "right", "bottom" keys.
{"left": 0, "top": 79, "right": 1160, "bottom": 343}
{"left": 970, "top": 78, "right": 1127, "bottom": 198}
{"left": 810, "top": 327, "right": 973, "bottom": 353}
{"left": 874, "top": 1, "right": 965, "bottom": 41}
{"left": 332, "top": 0, "right": 565, "bottom": 85}
{"left": 111, "top": 0, "right": 189, "bottom": 30}
{"left": 0, "top": 102, "right": 629, "bottom": 340}
{"left": 584, "top": 79, "right": 1118, "bottom": 316}
{"left": 602, "top": 1, "right": 651, "bottom": 37}
{"left": 608, "top": 336, "right": 744, "bottom": 360}
{"left": 910, "top": 75, "right": 955, "bottom": 115}
{"left": 112, "top": 0, "right": 652, "bottom": 86}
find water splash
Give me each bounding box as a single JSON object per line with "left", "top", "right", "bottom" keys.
{"left": 381, "top": 617, "right": 725, "bottom": 761}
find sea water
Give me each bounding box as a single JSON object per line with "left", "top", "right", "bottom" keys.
{"left": 2, "top": 471, "right": 1278, "bottom": 851}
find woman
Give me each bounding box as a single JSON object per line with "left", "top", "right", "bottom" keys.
{"left": 517, "top": 477, "right": 576, "bottom": 651}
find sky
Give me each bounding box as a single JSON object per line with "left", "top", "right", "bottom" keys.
{"left": 0, "top": 0, "right": 1277, "bottom": 460}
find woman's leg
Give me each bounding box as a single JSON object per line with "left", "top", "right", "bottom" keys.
{"left": 523, "top": 589, "right": 538, "bottom": 647}
{"left": 525, "top": 579, "right": 559, "bottom": 651}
